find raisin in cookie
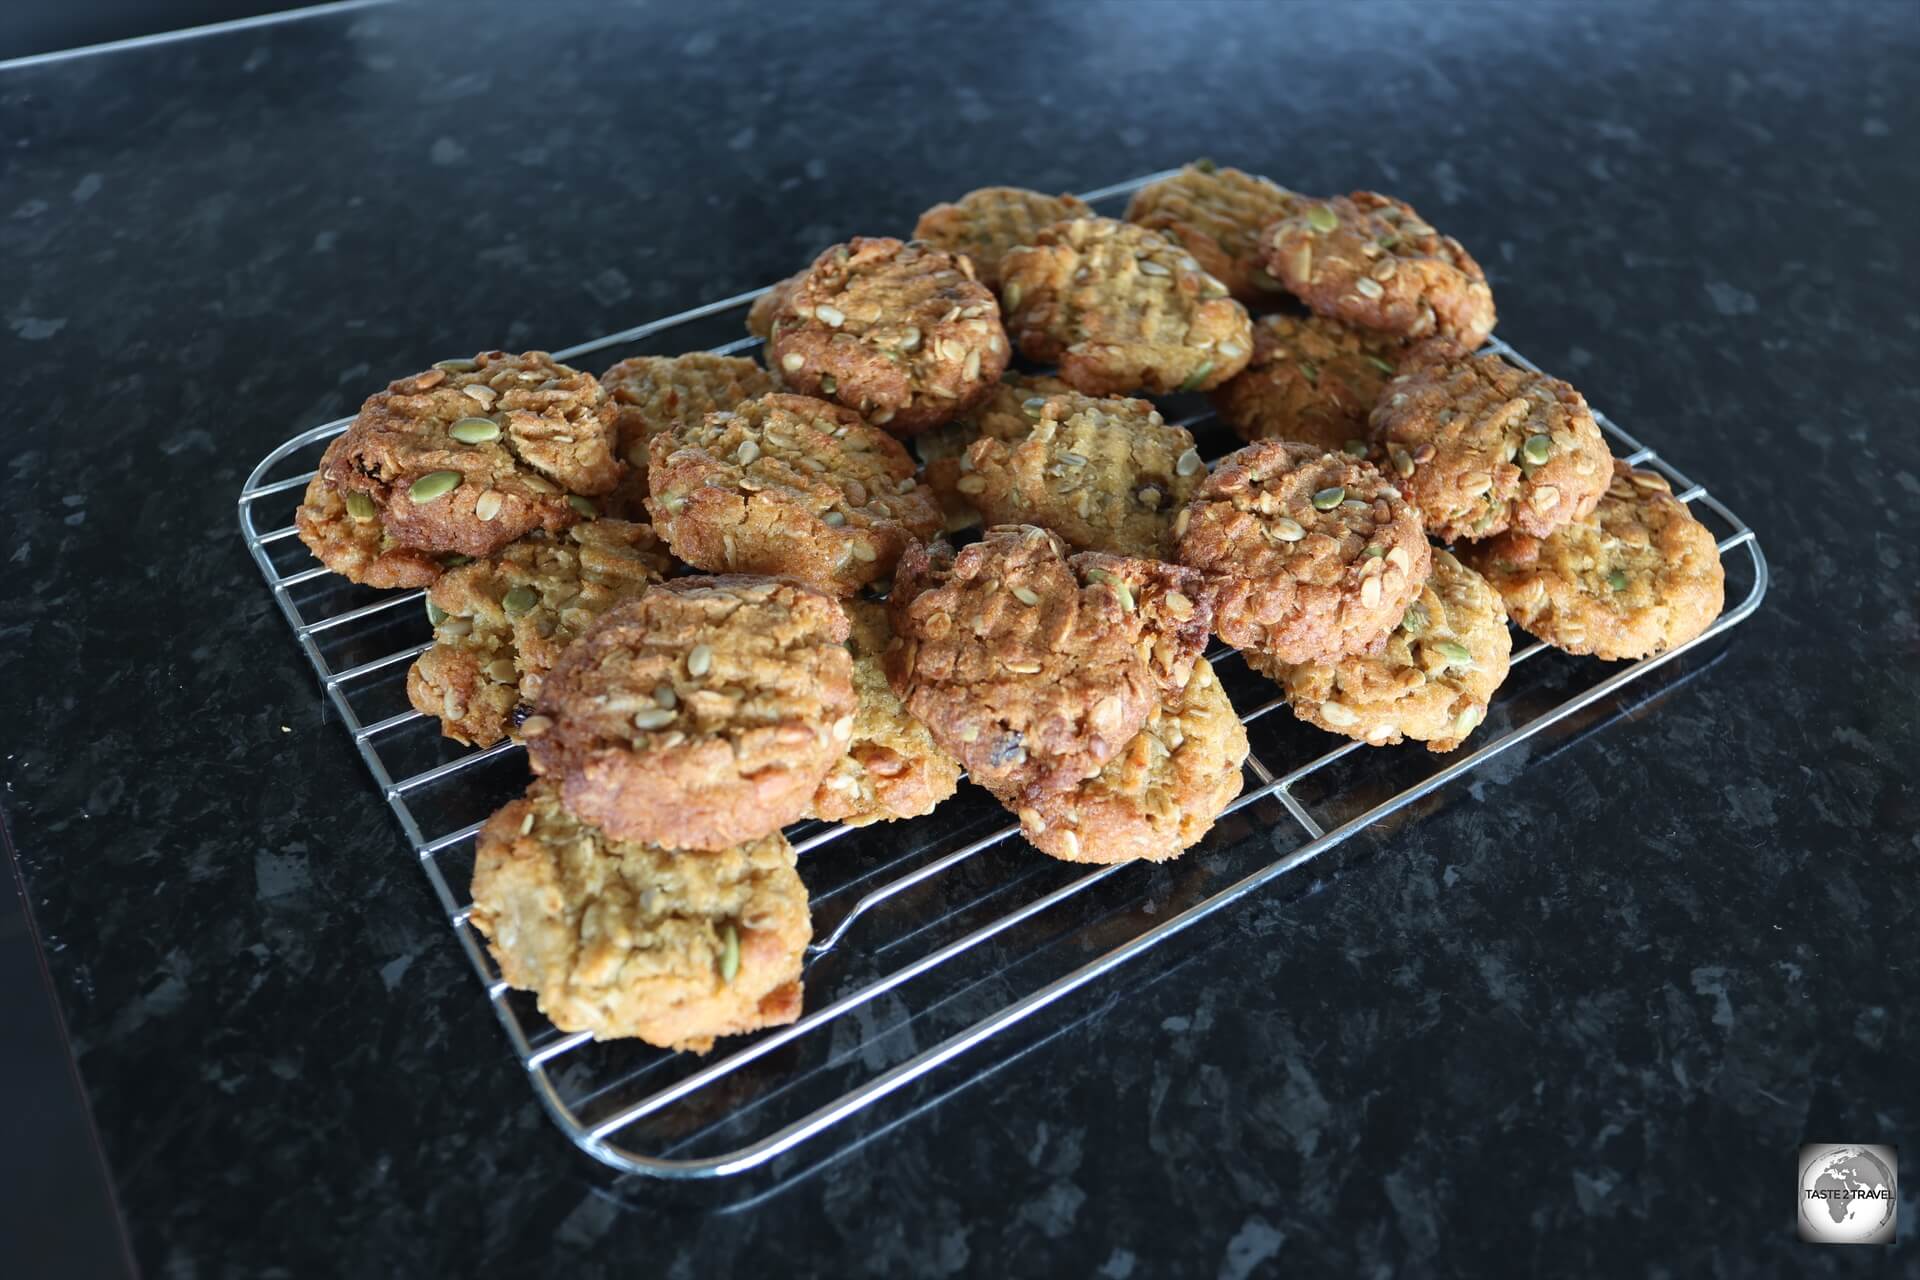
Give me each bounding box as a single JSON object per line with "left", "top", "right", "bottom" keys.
{"left": 811, "top": 601, "right": 962, "bottom": 826}
{"left": 912, "top": 186, "right": 1095, "bottom": 290}
{"left": 1124, "top": 161, "right": 1301, "bottom": 303}
{"left": 1176, "top": 441, "right": 1429, "bottom": 663}
{"left": 1371, "top": 343, "right": 1610, "bottom": 543}
{"left": 646, "top": 393, "right": 942, "bottom": 596}
{"left": 886, "top": 526, "right": 1212, "bottom": 799}
{"left": 999, "top": 217, "right": 1253, "bottom": 396}
{"left": 1265, "top": 192, "right": 1496, "bottom": 350}
{"left": 601, "top": 353, "right": 774, "bottom": 482}
{"left": 406, "top": 519, "right": 673, "bottom": 747}
{"left": 959, "top": 392, "right": 1207, "bottom": 558}
{"left": 470, "top": 780, "right": 809, "bottom": 1053}
{"left": 768, "top": 237, "right": 1009, "bottom": 435}
{"left": 1462, "top": 461, "right": 1724, "bottom": 660}
{"left": 322, "top": 352, "right": 622, "bottom": 559}
{"left": 1247, "top": 549, "right": 1510, "bottom": 752}
{"left": 1209, "top": 313, "right": 1402, "bottom": 453}
{"left": 1007, "top": 657, "right": 1248, "bottom": 863}
{"left": 295, "top": 436, "right": 446, "bottom": 588}
{"left": 916, "top": 372, "right": 1075, "bottom": 532}
{"left": 525, "top": 575, "right": 855, "bottom": 850}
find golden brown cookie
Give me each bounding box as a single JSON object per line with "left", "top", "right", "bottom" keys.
{"left": 406, "top": 519, "right": 673, "bottom": 747}
{"left": 885, "top": 526, "right": 1213, "bottom": 800}
{"left": 767, "top": 237, "right": 1009, "bottom": 435}
{"left": 811, "top": 601, "right": 962, "bottom": 826}
{"left": 914, "top": 372, "right": 1075, "bottom": 532}
{"left": 958, "top": 392, "right": 1206, "bottom": 558}
{"left": 600, "top": 353, "right": 775, "bottom": 482}
{"left": 912, "top": 186, "right": 1095, "bottom": 290}
{"left": 1175, "top": 441, "right": 1429, "bottom": 663}
{"left": 645, "top": 393, "right": 942, "bottom": 596}
{"left": 1265, "top": 192, "right": 1496, "bottom": 349}
{"left": 322, "top": 352, "right": 622, "bottom": 559}
{"left": 1123, "top": 161, "right": 1301, "bottom": 302}
{"left": 294, "top": 436, "right": 447, "bottom": 588}
{"left": 470, "top": 780, "right": 809, "bottom": 1053}
{"left": 1208, "top": 313, "right": 1403, "bottom": 453}
{"left": 1461, "top": 461, "right": 1724, "bottom": 660}
{"left": 1006, "top": 657, "right": 1247, "bottom": 863}
{"left": 998, "top": 216, "right": 1253, "bottom": 396}
{"left": 1371, "top": 343, "right": 1610, "bottom": 543}
{"left": 746, "top": 270, "right": 805, "bottom": 342}
{"left": 524, "top": 575, "right": 855, "bottom": 850}
{"left": 1247, "top": 550, "right": 1510, "bottom": 752}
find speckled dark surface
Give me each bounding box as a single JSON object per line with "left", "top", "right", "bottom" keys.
{"left": 3, "top": 0, "right": 1917, "bottom": 1274}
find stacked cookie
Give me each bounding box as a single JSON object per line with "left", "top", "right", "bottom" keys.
{"left": 293, "top": 164, "right": 1725, "bottom": 1053}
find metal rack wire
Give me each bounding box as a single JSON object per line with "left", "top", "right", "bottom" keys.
{"left": 236, "top": 170, "right": 1769, "bottom": 1179}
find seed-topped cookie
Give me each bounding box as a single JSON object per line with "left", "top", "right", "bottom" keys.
{"left": 915, "top": 372, "right": 1075, "bottom": 532}
{"left": 1176, "top": 441, "right": 1429, "bottom": 663}
{"left": 1247, "top": 549, "right": 1510, "bottom": 752}
{"left": 958, "top": 392, "right": 1207, "bottom": 558}
{"left": 811, "top": 601, "right": 962, "bottom": 827}
{"left": 767, "top": 237, "right": 1009, "bottom": 435}
{"left": 645, "top": 393, "right": 942, "bottom": 596}
{"left": 998, "top": 216, "right": 1253, "bottom": 396}
{"left": 406, "top": 518, "right": 673, "bottom": 747}
{"left": 294, "top": 436, "right": 447, "bottom": 588}
{"left": 1006, "top": 657, "right": 1247, "bottom": 864}
{"left": 886, "top": 526, "right": 1214, "bottom": 799}
{"left": 746, "top": 270, "right": 805, "bottom": 342}
{"left": 1209, "top": 313, "right": 1403, "bottom": 454}
{"left": 912, "top": 186, "right": 1095, "bottom": 290}
{"left": 1123, "top": 161, "right": 1302, "bottom": 303}
{"left": 1371, "top": 342, "right": 1610, "bottom": 543}
{"left": 524, "top": 575, "right": 855, "bottom": 851}
{"left": 470, "top": 780, "right": 809, "bottom": 1053}
{"left": 322, "top": 351, "right": 623, "bottom": 559}
{"left": 1265, "top": 192, "right": 1496, "bottom": 350}
{"left": 600, "top": 353, "right": 775, "bottom": 484}
{"left": 1462, "top": 460, "right": 1725, "bottom": 661}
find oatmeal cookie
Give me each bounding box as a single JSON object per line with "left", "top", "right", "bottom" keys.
{"left": 886, "top": 526, "right": 1213, "bottom": 799}
{"left": 1371, "top": 343, "right": 1610, "bottom": 543}
{"left": 911, "top": 186, "right": 1095, "bottom": 290}
{"left": 811, "top": 601, "right": 962, "bottom": 826}
{"left": 406, "top": 519, "right": 673, "bottom": 747}
{"left": 746, "top": 270, "right": 805, "bottom": 342}
{"left": 646, "top": 393, "right": 942, "bottom": 595}
{"left": 470, "top": 780, "right": 809, "bottom": 1053}
{"left": 1175, "top": 441, "right": 1429, "bottom": 663}
{"left": 1007, "top": 658, "right": 1247, "bottom": 863}
{"left": 958, "top": 392, "right": 1206, "bottom": 558}
{"left": 1461, "top": 460, "right": 1724, "bottom": 660}
{"left": 294, "top": 436, "right": 446, "bottom": 588}
{"left": 1247, "top": 550, "right": 1510, "bottom": 752}
{"left": 600, "top": 353, "right": 775, "bottom": 482}
{"left": 1123, "top": 161, "right": 1301, "bottom": 302}
{"left": 525, "top": 575, "right": 856, "bottom": 850}
{"left": 767, "top": 237, "right": 1009, "bottom": 435}
{"left": 998, "top": 217, "right": 1253, "bottom": 396}
{"left": 915, "top": 372, "right": 1075, "bottom": 532}
{"left": 1209, "top": 313, "right": 1403, "bottom": 453}
{"left": 1265, "top": 192, "right": 1496, "bottom": 349}
{"left": 322, "top": 352, "right": 623, "bottom": 559}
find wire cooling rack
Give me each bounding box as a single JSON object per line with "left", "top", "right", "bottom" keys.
{"left": 237, "top": 170, "right": 1768, "bottom": 1179}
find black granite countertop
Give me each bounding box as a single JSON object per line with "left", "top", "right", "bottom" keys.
{"left": 3, "top": 1, "right": 1916, "bottom": 1274}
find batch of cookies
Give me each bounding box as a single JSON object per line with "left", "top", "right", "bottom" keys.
{"left": 294, "top": 162, "right": 1727, "bottom": 1053}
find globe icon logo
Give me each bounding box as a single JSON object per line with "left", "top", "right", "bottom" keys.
{"left": 1798, "top": 1144, "right": 1897, "bottom": 1244}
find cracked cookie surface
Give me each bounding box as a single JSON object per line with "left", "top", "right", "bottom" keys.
{"left": 295, "top": 436, "right": 447, "bottom": 588}
{"left": 915, "top": 372, "right": 1075, "bottom": 532}
{"left": 525, "top": 575, "right": 855, "bottom": 850}
{"left": 1461, "top": 460, "right": 1724, "bottom": 660}
{"left": 470, "top": 780, "right": 809, "bottom": 1053}
{"left": 601, "top": 353, "right": 774, "bottom": 486}
{"left": 1176, "top": 441, "right": 1429, "bottom": 663}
